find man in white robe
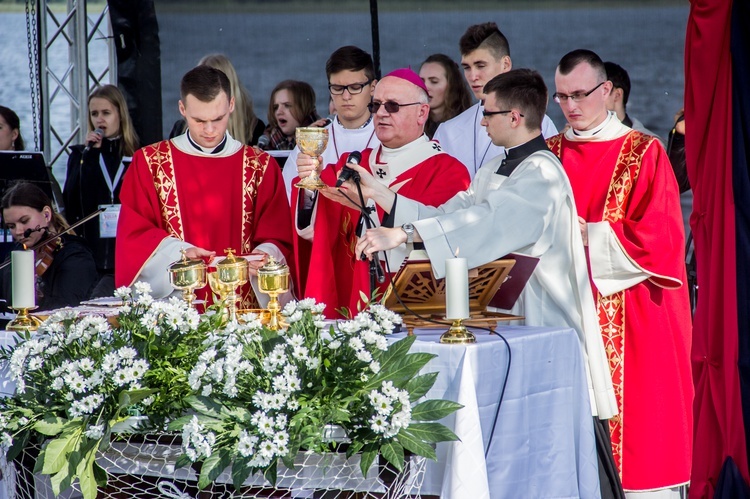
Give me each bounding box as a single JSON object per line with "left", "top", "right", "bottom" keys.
{"left": 283, "top": 46, "right": 380, "bottom": 203}
{"left": 351, "top": 70, "right": 622, "bottom": 497}
{"left": 433, "top": 22, "right": 557, "bottom": 178}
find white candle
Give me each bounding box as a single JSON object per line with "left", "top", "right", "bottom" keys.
{"left": 445, "top": 257, "right": 469, "bottom": 320}
{"left": 11, "top": 250, "right": 35, "bottom": 309}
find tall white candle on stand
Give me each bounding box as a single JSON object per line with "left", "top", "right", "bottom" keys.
{"left": 11, "top": 250, "right": 36, "bottom": 309}
{"left": 445, "top": 252, "right": 469, "bottom": 320}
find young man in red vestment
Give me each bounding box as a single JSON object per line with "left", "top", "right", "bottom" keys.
{"left": 549, "top": 49, "right": 693, "bottom": 497}
{"left": 294, "top": 68, "right": 470, "bottom": 317}
{"left": 115, "top": 65, "right": 293, "bottom": 307}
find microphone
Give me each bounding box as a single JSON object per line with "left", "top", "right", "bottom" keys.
{"left": 23, "top": 226, "right": 45, "bottom": 238}
{"left": 335, "top": 151, "right": 362, "bottom": 188}
{"left": 257, "top": 134, "right": 270, "bottom": 150}
{"left": 83, "top": 128, "right": 104, "bottom": 154}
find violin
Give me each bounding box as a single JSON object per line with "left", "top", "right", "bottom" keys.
{"left": 0, "top": 208, "right": 104, "bottom": 275}
{"left": 22, "top": 226, "right": 62, "bottom": 277}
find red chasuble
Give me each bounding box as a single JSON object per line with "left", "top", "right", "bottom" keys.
{"left": 293, "top": 147, "right": 470, "bottom": 318}
{"left": 115, "top": 140, "right": 293, "bottom": 306}
{"left": 548, "top": 132, "right": 693, "bottom": 491}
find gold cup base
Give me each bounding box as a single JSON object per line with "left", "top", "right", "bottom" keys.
{"left": 7, "top": 308, "right": 43, "bottom": 332}
{"left": 295, "top": 176, "right": 328, "bottom": 191}
{"left": 440, "top": 319, "right": 476, "bottom": 344}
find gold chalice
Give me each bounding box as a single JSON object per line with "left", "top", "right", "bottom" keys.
{"left": 294, "top": 127, "right": 329, "bottom": 191}
{"left": 215, "top": 248, "right": 249, "bottom": 322}
{"left": 257, "top": 256, "right": 290, "bottom": 330}
{"left": 168, "top": 249, "right": 207, "bottom": 308}
{"left": 207, "top": 271, "right": 234, "bottom": 323}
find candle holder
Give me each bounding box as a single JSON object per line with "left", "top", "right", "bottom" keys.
{"left": 8, "top": 307, "right": 43, "bottom": 332}
{"left": 440, "top": 319, "right": 476, "bottom": 344}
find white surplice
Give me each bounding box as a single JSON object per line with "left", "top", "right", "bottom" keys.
{"left": 392, "top": 149, "right": 617, "bottom": 419}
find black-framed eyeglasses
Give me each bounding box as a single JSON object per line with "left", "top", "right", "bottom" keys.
{"left": 328, "top": 80, "right": 373, "bottom": 95}
{"left": 482, "top": 109, "right": 524, "bottom": 118}
{"left": 368, "top": 101, "right": 422, "bottom": 114}
{"left": 553, "top": 81, "right": 605, "bottom": 103}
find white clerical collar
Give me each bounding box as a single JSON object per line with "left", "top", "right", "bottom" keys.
{"left": 572, "top": 111, "right": 616, "bottom": 138}
{"left": 379, "top": 135, "right": 429, "bottom": 163}
{"left": 172, "top": 131, "right": 243, "bottom": 157}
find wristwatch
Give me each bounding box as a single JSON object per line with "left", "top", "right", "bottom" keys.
{"left": 401, "top": 223, "right": 415, "bottom": 244}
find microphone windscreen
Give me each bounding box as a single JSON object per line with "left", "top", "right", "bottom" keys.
{"left": 257, "top": 135, "right": 270, "bottom": 150}
{"left": 347, "top": 151, "right": 362, "bottom": 165}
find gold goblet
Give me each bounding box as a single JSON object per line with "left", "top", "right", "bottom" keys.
{"left": 215, "top": 248, "right": 249, "bottom": 322}
{"left": 257, "top": 256, "right": 290, "bottom": 330}
{"left": 294, "top": 127, "right": 329, "bottom": 191}
{"left": 207, "top": 271, "right": 234, "bottom": 324}
{"left": 168, "top": 249, "right": 207, "bottom": 308}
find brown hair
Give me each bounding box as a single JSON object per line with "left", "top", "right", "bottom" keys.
{"left": 421, "top": 54, "right": 473, "bottom": 122}
{"left": 557, "top": 49, "right": 607, "bottom": 81}
{"left": 87, "top": 85, "right": 140, "bottom": 156}
{"left": 267, "top": 80, "right": 318, "bottom": 130}
{"left": 0, "top": 106, "right": 24, "bottom": 151}
{"left": 180, "top": 65, "right": 232, "bottom": 103}
{"left": 1, "top": 182, "right": 70, "bottom": 234}
{"left": 459, "top": 22, "right": 510, "bottom": 59}
{"left": 483, "top": 69, "right": 547, "bottom": 131}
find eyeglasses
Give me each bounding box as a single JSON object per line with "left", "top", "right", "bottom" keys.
{"left": 368, "top": 101, "right": 422, "bottom": 114}
{"left": 328, "top": 80, "right": 373, "bottom": 95}
{"left": 482, "top": 109, "right": 524, "bottom": 118}
{"left": 553, "top": 81, "right": 605, "bottom": 103}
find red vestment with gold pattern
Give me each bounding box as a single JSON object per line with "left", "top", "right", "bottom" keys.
{"left": 115, "top": 140, "right": 293, "bottom": 307}
{"left": 548, "top": 130, "right": 693, "bottom": 491}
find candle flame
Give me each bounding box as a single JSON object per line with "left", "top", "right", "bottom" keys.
{"left": 454, "top": 247, "right": 460, "bottom": 257}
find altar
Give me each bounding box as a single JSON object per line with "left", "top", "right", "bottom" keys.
{"left": 0, "top": 322, "right": 598, "bottom": 498}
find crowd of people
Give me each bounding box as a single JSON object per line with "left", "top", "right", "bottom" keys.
{"left": 0, "top": 19, "right": 694, "bottom": 499}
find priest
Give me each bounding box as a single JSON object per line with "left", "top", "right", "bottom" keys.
{"left": 293, "top": 68, "right": 469, "bottom": 318}
{"left": 352, "top": 69, "right": 621, "bottom": 498}
{"left": 549, "top": 49, "right": 692, "bottom": 497}
{"left": 115, "top": 65, "right": 294, "bottom": 307}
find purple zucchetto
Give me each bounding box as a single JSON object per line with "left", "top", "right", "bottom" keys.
{"left": 383, "top": 68, "right": 429, "bottom": 95}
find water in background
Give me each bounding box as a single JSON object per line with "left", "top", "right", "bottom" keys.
{"left": 1, "top": 4, "right": 688, "bottom": 183}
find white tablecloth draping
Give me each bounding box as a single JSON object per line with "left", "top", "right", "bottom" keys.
{"left": 0, "top": 325, "right": 600, "bottom": 499}
{"left": 404, "top": 326, "right": 601, "bottom": 499}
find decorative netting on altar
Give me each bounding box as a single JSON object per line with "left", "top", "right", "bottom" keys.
{"left": 1, "top": 433, "right": 427, "bottom": 499}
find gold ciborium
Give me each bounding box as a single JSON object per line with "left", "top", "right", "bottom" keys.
{"left": 257, "top": 256, "right": 290, "bottom": 330}
{"left": 294, "top": 127, "right": 329, "bottom": 191}
{"left": 215, "top": 248, "right": 249, "bottom": 322}
{"left": 168, "top": 249, "right": 207, "bottom": 308}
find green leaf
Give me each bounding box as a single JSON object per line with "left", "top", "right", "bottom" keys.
{"left": 396, "top": 429, "right": 438, "bottom": 461}
{"left": 92, "top": 461, "right": 108, "bottom": 486}
{"left": 379, "top": 335, "right": 416, "bottom": 370}
{"left": 119, "top": 388, "right": 154, "bottom": 408}
{"left": 78, "top": 458, "right": 98, "bottom": 499}
{"left": 403, "top": 422, "right": 460, "bottom": 443}
{"left": 198, "top": 449, "right": 231, "bottom": 489}
{"left": 404, "top": 372, "right": 439, "bottom": 402}
{"left": 34, "top": 417, "right": 67, "bottom": 436}
{"left": 40, "top": 434, "right": 76, "bottom": 474}
{"left": 263, "top": 460, "right": 278, "bottom": 486}
{"left": 411, "top": 399, "right": 464, "bottom": 421}
{"left": 174, "top": 453, "right": 193, "bottom": 469}
{"left": 6, "top": 430, "right": 29, "bottom": 462}
{"left": 359, "top": 447, "right": 378, "bottom": 478}
{"left": 380, "top": 441, "right": 405, "bottom": 472}
{"left": 366, "top": 352, "right": 436, "bottom": 390}
{"left": 231, "top": 456, "right": 252, "bottom": 489}
{"left": 188, "top": 395, "right": 225, "bottom": 418}
{"left": 50, "top": 464, "right": 72, "bottom": 497}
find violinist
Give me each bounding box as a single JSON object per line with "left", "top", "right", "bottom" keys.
{"left": 0, "top": 182, "right": 98, "bottom": 311}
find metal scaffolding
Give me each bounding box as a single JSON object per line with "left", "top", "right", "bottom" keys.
{"left": 29, "top": 0, "right": 116, "bottom": 170}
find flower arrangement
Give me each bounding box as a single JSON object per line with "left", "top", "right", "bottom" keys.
{"left": 0, "top": 290, "right": 461, "bottom": 498}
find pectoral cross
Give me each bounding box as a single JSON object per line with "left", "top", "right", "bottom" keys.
{"left": 376, "top": 168, "right": 387, "bottom": 178}
{"left": 432, "top": 143, "right": 442, "bottom": 151}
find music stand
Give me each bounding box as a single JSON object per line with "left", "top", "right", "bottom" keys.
{"left": 382, "top": 256, "right": 524, "bottom": 334}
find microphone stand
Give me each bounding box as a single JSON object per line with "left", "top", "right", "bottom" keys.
{"left": 345, "top": 169, "right": 385, "bottom": 296}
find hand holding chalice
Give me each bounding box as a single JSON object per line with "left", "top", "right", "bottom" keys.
{"left": 294, "top": 127, "right": 329, "bottom": 191}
